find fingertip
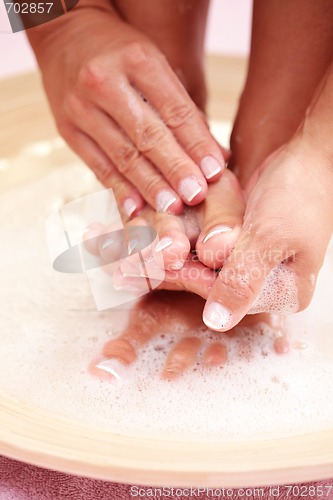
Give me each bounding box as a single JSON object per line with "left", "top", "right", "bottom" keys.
{"left": 200, "top": 155, "right": 225, "bottom": 182}
{"left": 202, "top": 301, "right": 233, "bottom": 332}
{"left": 155, "top": 190, "right": 183, "bottom": 215}
{"left": 122, "top": 196, "right": 145, "bottom": 219}
{"left": 178, "top": 176, "right": 207, "bottom": 206}
{"left": 196, "top": 225, "right": 241, "bottom": 268}
{"left": 83, "top": 222, "right": 107, "bottom": 256}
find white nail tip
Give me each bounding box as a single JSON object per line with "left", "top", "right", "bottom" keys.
{"left": 96, "top": 359, "right": 126, "bottom": 380}
{"left": 169, "top": 261, "right": 184, "bottom": 270}
{"left": 123, "top": 198, "right": 137, "bottom": 217}
{"left": 203, "top": 302, "right": 232, "bottom": 331}
{"left": 204, "top": 167, "right": 222, "bottom": 179}
{"left": 203, "top": 226, "right": 233, "bottom": 243}
{"left": 187, "top": 186, "right": 202, "bottom": 202}
{"left": 155, "top": 237, "right": 173, "bottom": 253}
{"left": 101, "top": 237, "right": 114, "bottom": 250}
{"left": 156, "top": 191, "right": 177, "bottom": 213}
{"left": 179, "top": 177, "right": 202, "bottom": 202}
{"left": 200, "top": 155, "right": 222, "bottom": 179}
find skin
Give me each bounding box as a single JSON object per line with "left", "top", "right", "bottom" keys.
{"left": 230, "top": 0, "right": 333, "bottom": 186}
{"left": 28, "top": 0, "right": 333, "bottom": 373}
{"left": 107, "top": 1, "right": 333, "bottom": 334}
{"left": 90, "top": 291, "right": 281, "bottom": 380}
{"left": 27, "top": 0, "right": 227, "bottom": 218}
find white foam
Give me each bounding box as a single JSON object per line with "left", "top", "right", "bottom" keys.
{"left": 0, "top": 163, "right": 333, "bottom": 442}
{"left": 249, "top": 262, "right": 299, "bottom": 315}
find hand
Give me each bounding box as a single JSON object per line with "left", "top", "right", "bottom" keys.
{"left": 31, "top": 4, "right": 226, "bottom": 217}
{"left": 85, "top": 169, "right": 245, "bottom": 297}
{"left": 90, "top": 292, "right": 285, "bottom": 380}
{"left": 202, "top": 142, "right": 333, "bottom": 331}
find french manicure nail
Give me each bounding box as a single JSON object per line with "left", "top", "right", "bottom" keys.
{"left": 179, "top": 176, "right": 202, "bottom": 202}
{"left": 169, "top": 260, "right": 184, "bottom": 270}
{"left": 155, "top": 237, "right": 173, "bottom": 253}
{"left": 203, "top": 226, "right": 233, "bottom": 243}
{"left": 102, "top": 237, "right": 115, "bottom": 250}
{"left": 156, "top": 190, "right": 177, "bottom": 213}
{"left": 96, "top": 359, "right": 126, "bottom": 380}
{"left": 123, "top": 198, "right": 137, "bottom": 218}
{"left": 128, "top": 238, "right": 138, "bottom": 255}
{"left": 203, "top": 302, "right": 232, "bottom": 331}
{"left": 200, "top": 155, "right": 222, "bottom": 179}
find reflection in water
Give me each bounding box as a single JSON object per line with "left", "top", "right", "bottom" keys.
{"left": 92, "top": 291, "right": 288, "bottom": 381}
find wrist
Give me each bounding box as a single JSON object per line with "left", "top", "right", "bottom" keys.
{"left": 27, "top": 0, "right": 117, "bottom": 63}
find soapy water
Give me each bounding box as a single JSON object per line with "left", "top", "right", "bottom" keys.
{"left": 0, "top": 163, "right": 333, "bottom": 442}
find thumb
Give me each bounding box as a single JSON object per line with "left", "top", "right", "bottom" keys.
{"left": 202, "top": 224, "right": 295, "bottom": 332}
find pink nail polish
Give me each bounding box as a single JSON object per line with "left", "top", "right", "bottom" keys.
{"left": 203, "top": 302, "right": 232, "bottom": 331}
{"left": 155, "top": 237, "right": 173, "bottom": 253}
{"left": 156, "top": 190, "right": 177, "bottom": 213}
{"left": 203, "top": 226, "right": 233, "bottom": 243}
{"left": 200, "top": 155, "right": 222, "bottom": 179}
{"left": 123, "top": 198, "right": 137, "bottom": 218}
{"left": 179, "top": 177, "right": 202, "bottom": 202}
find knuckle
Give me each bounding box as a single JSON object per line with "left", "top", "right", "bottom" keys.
{"left": 136, "top": 123, "right": 166, "bottom": 153}
{"left": 164, "top": 102, "right": 196, "bottom": 129}
{"left": 64, "top": 93, "right": 85, "bottom": 118}
{"left": 219, "top": 267, "right": 257, "bottom": 304}
{"left": 122, "top": 41, "right": 152, "bottom": 67}
{"left": 78, "top": 59, "right": 107, "bottom": 89}
{"left": 114, "top": 145, "right": 140, "bottom": 175}
{"left": 91, "top": 161, "right": 113, "bottom": 183}
{"left": 142, "top": 175, "right": 162, "bottom": 198}
{"left": 251, "top": 219, "right": 291, "bottom": 255}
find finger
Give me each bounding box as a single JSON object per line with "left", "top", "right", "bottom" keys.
{"left": 202, "top": 224, "right": 295, "bottom": 332}
{"left": 127, "top": 49, "right": 227, "bottom": 181}
{"left": 83, "top": 222, "right": 107, "bottom": 256}
{"left": 195, "top": 169, "right": 245, "bottom": 268}
{"left": 88, "top": 79, "right": 208, "bottom": 205}
{"left": 63, "top": 126, "right": 145, "bottom": 218}
{"left": 152, "top": 212, "right": 191, "bottom": 271}
{"left": 163, "top": 256, "right": 217, "bottom": 298}
{"left": 113, "top": 254, "right": 217, "bottom": 298}
{"left": 72, "top": 102, "right": 184, "bottom": 214}
{"left": 202, "top": 343, "right": 228, "bottom": 367}
{"left": 161, "top": 337, "right": 202, "bottom": 380}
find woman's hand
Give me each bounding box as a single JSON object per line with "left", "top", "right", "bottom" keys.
{"left": 90, "top": 291, "right": 284, "bottom": 381}
{"left": 28, "top": 2, "right": 226, "bottom": 217}
{"left": 86, "top": 169, "right": 245, "bottom": 297}
{"left": 203, "top": 141, "right": 333, "bottom": 331}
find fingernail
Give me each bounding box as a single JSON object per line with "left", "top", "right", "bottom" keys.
{"left": 203, "top": 226, "right": 233, "bottom": 243}
{"left": 169, "top": 260, "right": 184, "bottom": 270}
{"left": 123, "top": 198, "right": 137, "bottom": 218}
{"left": 95, "top": 359, "right": 126, "bottom": 380}
{"left": 179, "top": 176, "right": 202, "bottom": 202}
{"left": 200, "top": 155, "right": 222, "bottom": 179}
{"left": 127, "top": 238, "right": 138, "bottom": 255}
{"left": 113, "top": 282, "right": 142, "bottom": 292}
{"left": 102, "top": 237, "right": 115, "bottom": 250}
{"left": 156, "top": 190, "right": 177, "bottom": 213}
{"left": 155, "top": 237, "right": 173, "bottom": 253}
{"left": 203, "top": 302, "right": 232, "bottom": 331}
